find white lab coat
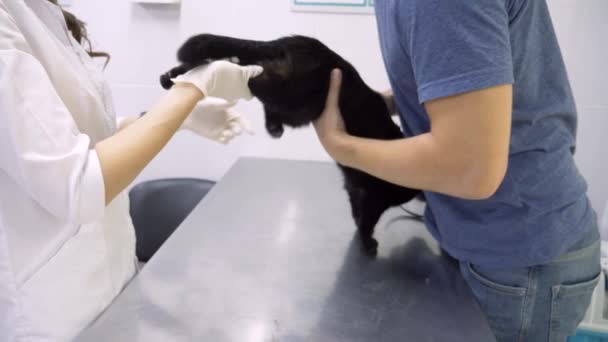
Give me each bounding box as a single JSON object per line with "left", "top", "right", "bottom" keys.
{"left": 0, "top": 0, "right": 137, "bottom": 341}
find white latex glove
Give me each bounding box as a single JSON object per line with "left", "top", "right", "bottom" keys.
{"left": 181, "top": 97, "right": 254, "bottom": 144}
{"left": 171, "top": 60, "right": 264, "bottom": 101}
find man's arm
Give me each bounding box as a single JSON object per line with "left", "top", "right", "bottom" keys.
{"left": 314, "top": 70, "right": 512, "bottom": 200}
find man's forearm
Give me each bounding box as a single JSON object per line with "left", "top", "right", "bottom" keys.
{"left": 335, "top": 133, "right": 503, "bottom": 200}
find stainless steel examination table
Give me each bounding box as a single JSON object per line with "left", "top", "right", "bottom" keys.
{"left": 75, "top": 158, "right": 496, "bottom": 342}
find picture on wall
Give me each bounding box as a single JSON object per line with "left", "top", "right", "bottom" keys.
{"left": 291, "top": 0, "right": 375, "bottom": 14}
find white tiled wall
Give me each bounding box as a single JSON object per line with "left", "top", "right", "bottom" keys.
{"left": 70, "top": 0, "right": 608, "bottom": 220}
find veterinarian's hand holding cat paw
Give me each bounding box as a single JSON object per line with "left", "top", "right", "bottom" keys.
{"left": 181, "top": 97, "right": 254, "bottom": 144}
{"left": 172, "top": 60, "right": 264, "bottom": 101}
{"left": 314, "top": 69, "right": 352, "bottom": 163}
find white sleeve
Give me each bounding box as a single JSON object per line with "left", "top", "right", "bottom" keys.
{"left": 0, "top": 6, "right": 106, "bottom": 224}
{"left": 0, "top": 220, "right": 22, "bottom": 342}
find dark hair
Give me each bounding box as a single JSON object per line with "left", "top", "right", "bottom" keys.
{"left": 47, "top": 0, "right": 111, "bottom": 67}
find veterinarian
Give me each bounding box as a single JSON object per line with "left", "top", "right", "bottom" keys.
{"left": 0, "top": 1, "right": 262, "bottom": 340}
{"left": 313, "top": 1, "right": 600, "bottom": 341}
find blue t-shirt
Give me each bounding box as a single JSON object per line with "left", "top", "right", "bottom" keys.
{"left": 375, "top": 0, "right": 594, "bottom": 268}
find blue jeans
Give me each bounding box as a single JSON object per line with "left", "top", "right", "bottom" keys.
{"left": 460, "top": 226, "right": 601, "bottom": 342}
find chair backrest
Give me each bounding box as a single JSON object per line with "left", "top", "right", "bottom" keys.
{"left": 128, "top": 178, "right": 215, "bottom": 262}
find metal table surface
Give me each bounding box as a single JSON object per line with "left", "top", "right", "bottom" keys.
{"left": 75, "top": 158, "right": 496, "bottom": 342}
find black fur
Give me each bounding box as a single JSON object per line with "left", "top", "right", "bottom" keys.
{"left": 161, "top": 34, "right": 421, "bottom": 256}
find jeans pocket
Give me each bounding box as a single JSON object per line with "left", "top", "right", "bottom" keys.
{"left": 550, "top": 272, "right": 601, "bottom": 341}
{"left": 462, "top": 262, "right": 527, "bottom": 342}
{"left": 466, "top": 262, "right": 527, "bottom": 296}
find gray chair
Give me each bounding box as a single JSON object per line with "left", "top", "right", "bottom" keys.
{"left": 128, "top": 178, "right": 215, "bottom": 262}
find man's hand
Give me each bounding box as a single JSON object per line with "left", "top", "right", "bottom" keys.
{"left": 313, "top": 69, "right": 351, "bottom": 162}
{"left": 381, "top": 89, "right": 396, "bottom": 115}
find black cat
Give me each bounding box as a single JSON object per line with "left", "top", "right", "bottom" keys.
{"left": 161, "top": 34, "right": 421, "bottom": 256}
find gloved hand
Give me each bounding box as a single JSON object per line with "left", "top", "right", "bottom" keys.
{"left": 171, "top": 60, "right": 264, "bottom": 101}
{"left": 181, "top": 97, "right": 254, "bottom": 144}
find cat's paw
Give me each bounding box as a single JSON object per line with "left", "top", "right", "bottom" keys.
{"left": 160, "top": 65, "right": 192, "bottom": 90}
{"left": 160, "top": 71, "right": 174, "bottom": 90}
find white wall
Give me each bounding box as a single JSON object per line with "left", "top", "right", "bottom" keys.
{"left": 69, "top": 0, "right": 608, "bottom": 220}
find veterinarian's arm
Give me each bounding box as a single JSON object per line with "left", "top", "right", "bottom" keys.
{"left": 315, "top": 70, "right": 512, "bottom": 200}
{"left": 96, "top": 61, "right": 262, "bottom": 205}
{"left": 117, "top": 116, "right": 139, "bottom": 131}
{"left": 95, "top": 84, "right": 202, "bottom": 205}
